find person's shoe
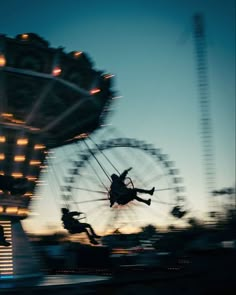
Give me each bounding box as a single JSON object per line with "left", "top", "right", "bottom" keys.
{"left": 146, "top": 199, "right": 151, "bottom": 206}
{"left": 110, "top": 200, "right": 115, "bottom": 207}
{"left": 0, "top": 239, "right": 11, "bottom": 247}
{"left": 149, "top": 187, "right": 155, "bottom": 195}
{"left": 90, "top": 238, "right": 99, "bottom": 245}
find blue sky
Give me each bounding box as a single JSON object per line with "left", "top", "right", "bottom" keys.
{"left": 0, "top": 0, "right": 235, "bottom": 234}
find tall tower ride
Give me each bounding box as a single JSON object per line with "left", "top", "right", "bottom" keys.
{"left": 193, "top": 13, "right": 216, "bottom": 218}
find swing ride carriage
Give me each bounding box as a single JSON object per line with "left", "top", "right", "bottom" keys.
{"left": 0, "top": 32, "right": 114, "bottom": 280}
{"left": 0, "top": 33, "right": 187, "bottom": 282}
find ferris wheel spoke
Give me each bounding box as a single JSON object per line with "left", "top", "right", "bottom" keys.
{"left": 71, "top": 187, "right": 107, "bottom": 194}
{"left": 89, "top": 206, "right": 111, "bottom": 232}
{"left": 143, "top": 173, "right": 167, "bottom": 187}
{"left": 148, "top": 203, "right": 171, "bottom": 220}
{"left": 130, "top": 202, "right": 168, "bottom": 226}
{"left": 124, "top": 205, "right": 142, "bottom": 228}
{"left": 102, "top": 209, "right": 120, "bottom": 234}
{"left": 155, "top": 187, "right": 175, "bottom": 191}
{"left": 84, "top": 203, "right": 107, "bottom": 218}
{"left": 107, "top": 147, "right": 131, "bottom": 174}
{"left": 79, "top": 165, "right": 109, "bottom": 192}
{"left": 75, "top": 198, "right": 108, "bottom": 204}
{"left": 137, "top": 161, "right": 158, "bottom": 184}
{"left": 106, "top": 147, "right": 150, "bottom": 187}
{"left": 80, "top": 172, "right": 105, "bottom": 188}
{"left": 87, "top": 157, "right": 110, "bottom": 191}
{"left": 151, "top": 199, "right": 175, "bottom": 206}
{"left": 154, "top": 187, "right": 179, "bottom": 193}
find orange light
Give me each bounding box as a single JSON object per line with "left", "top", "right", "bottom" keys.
{"left": 0, "top": 136, "right": 6, "bottom": 143}
{"left": 27, "top": 176, "right": 37, "bottom": 181}
{"left": 24, "top": 192, "right": 33, "bottom": 196}
{"left": 90, "top": 88, "right": 101, "bottom": 95}
{"left": 11, "top": 173, "right": 23, "bottom": 178}
{"left": 73, "top": 133, "right": 89, "bottom": 140}
{"left": 17, "top": 138, "right": 28, "bottom": 145}
{"left": 0, "top": 206, "right": 3, "bottom": 213}
{"left": 104, "top": 74, "right": 114, "bottom": 79}
{"left": 1, "top": 113, "right": 13, "bottom": 117}
{"left": 21, "top": 34, "right": 29, "bottom": 40}
{"left": 52, "top": 66, "right": 62, "bottom": 76}
{"left": 11, "top": 118, "right": 25, "bottom": 124}
{"left": 34, "top": 144, "right": 45, "bottom": 150}
{"left": 6, "top": 207, "right": 18, "bottom": 214}
{"left": 0, "top": 54, "right": 6, "bottom": 67}
{"left": 29, "top": 127, "right": 40, "bottom": 131}
{"left": 40, "top": 165, "right": 48, "bottom": 168}
{"left": 73, "top": 51, "right": 82, "bottom": 58}
{"left": 18, "top": 208, "right": 28, "bottom": 215}
{"left": 30, "top": 160, "right": 41, "bottom": 165}
{"left": 0, "top": 154, "right": 5, "bottom": 160}
{"left": 14, "top": 155, "right": 25, "bottom": 162}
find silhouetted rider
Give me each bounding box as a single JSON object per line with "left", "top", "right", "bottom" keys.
{"left": 61, "top": 208, "right": 101, "bottom": 245}
{"left": 0, "top": 225, "right": 11, "bottom": 247}
{"left": 109, "top": 167, "right": 155, "bottom": 207}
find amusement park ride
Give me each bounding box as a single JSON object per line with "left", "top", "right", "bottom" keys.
{"left": 0, "top": 33, "right": 187, "bottom": 281}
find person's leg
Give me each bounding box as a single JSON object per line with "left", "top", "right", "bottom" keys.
{"left": 134, "top": 187, "right": 155, "bottom": 195}
{"left": 134, "top": 195, "right": 151, "bottom": 206}
{"left": 84, "top": 223, "right": 101, "bottom": 238}
{"left": 109, "top": 192, "right": 116, "bottom": 207}
{"left": 83, "top": 227, "right": 99, "bottom": 245}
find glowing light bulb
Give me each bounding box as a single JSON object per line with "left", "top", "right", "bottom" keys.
{"left": 0, "top": 136, "right": 6, "bottom": 143}
{"left": 11, "top": 173, "right": 23, "bottom": 178}
{"left": 90, "top": 88, "right": 101, "bottom": 95}
{"left": 21, "top": 34, "right": 29, "bottom": 40}
{"left": 14, "top": 155, "right": 25, "bottom": 162}
{"left": 0, "top": 55, "right": 6, "bottom": 67}
{"left": 104, "top": 74, "right": 114, "bottom": 79}
{"left": 30, "top": 160, "right": 41, "bottom": 165}
{"left": 34, "top": 144, "right": 45, "bottom": 150}
{"left": 17, "top": 138, "right": 28, "bottom": 145}
{"left": 74, "top": 51, "right": 82, "bottom": 58}
{"left": 52, "top": 66, "right": 62, "bottom": 77}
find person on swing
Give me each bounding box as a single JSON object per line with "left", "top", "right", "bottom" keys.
{"left": 61, "top": 208, "right": 100, "bottom": 245}
{"left": 109, "top": 167, "right": 155, "bottom": 207}
{"left": 0, "top": 225, "right": 11, "bottom": 247}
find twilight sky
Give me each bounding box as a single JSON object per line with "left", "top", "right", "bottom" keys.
{"left": 0, "top": 0, "right": 235, "bottom": 234}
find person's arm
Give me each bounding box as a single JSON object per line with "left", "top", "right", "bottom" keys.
{"left": 119, "top": 167, "right": 132, "bottom": 181}
{"left": 69, "top": 211, "right": 82, "bottom": 217}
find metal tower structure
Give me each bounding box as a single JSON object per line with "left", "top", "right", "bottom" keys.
{"left": 193, "top": 13, "right": 217, "bottom": 218}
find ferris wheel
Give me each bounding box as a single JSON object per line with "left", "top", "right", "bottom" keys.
{"left": 54, "top": 133, "right": 188, "bottom": 235}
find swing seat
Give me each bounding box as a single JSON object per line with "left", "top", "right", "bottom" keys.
{"left": 64, "top": 224, "right": 85, "bottom": 234}
{"left": 110, "top": 188, "right": 134, "bottom": 206}
{"left": 117, "top": 195, "right": 134, "bottom": 205}
{"left": 171, "top": 206, "right": 186, "bottom": 219}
